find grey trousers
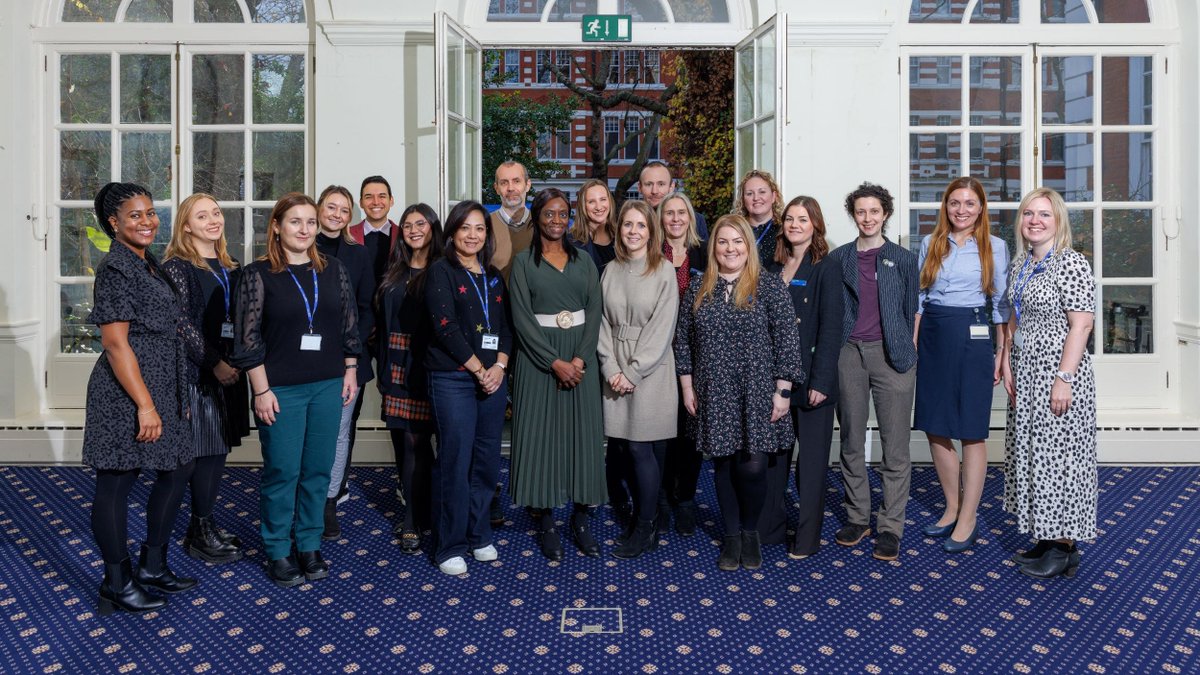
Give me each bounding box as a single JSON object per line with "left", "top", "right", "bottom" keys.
{"left": 326, "top": 388, "right": 360, "bottom": 500}
{"left": 837, "top": 341, "right": 915, "bottom": 538}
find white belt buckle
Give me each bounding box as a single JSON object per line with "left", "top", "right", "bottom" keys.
{"left": 555, "top": 310, "right": 575, "bottom": 329}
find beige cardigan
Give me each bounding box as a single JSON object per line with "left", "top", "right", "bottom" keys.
{"left": 597, "top": 255, "right": 680, "bottom": 442}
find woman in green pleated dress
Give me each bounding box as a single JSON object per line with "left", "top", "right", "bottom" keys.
{"left": 508, "top": 187, "right": 606, "bottom": 561}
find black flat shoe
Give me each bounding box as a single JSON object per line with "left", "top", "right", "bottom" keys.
{"left": 133, "top": 544, "right": 197, "bottom": 594}
{"left": 398, "top": 528, "right": 421, "bottom": 555}
{"left": 835, "top": 523, "right": 871, "bottom": 547}
{"left": 740, "top": 531, "right": 763, "bottom": 570}
{"left": 674, "top": 501, "right": 697, "bottom": 536}
{"left": 539, "top": 526, "right": 564, "bottom": 561}
{"left": 1019, "top": 545, "right": 1080, "bottom": 579}
{"left": 570, "top": 511, "right": 600, "bottom": 557}
{"left": 98, "top": 558, "right": 166, "bottom": 616}
{"left": 267, "top": 556, "right": 304, "bottom": 587}
{"left": 322, "top": 499, "right": 341, "bottom": 540}
{"left": 296, "top": 550, "right": 329, "bottom": 581}
{"left": 490, "top": 485, "right": 505, "bottom": 527}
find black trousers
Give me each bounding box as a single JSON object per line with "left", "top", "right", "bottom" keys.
{"left": 756, "top": 402, "right": 836, "bottom": 549}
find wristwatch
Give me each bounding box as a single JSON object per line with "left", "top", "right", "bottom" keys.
{"left": 775, "top": 388, "right": 792, "bottom": 399}
{"left": 1055, "top": 370, "right": 1076, "bottom": 384}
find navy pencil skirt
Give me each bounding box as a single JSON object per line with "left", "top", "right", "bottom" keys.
{"left": 914, "top": 304, "right": 994, "bottom": 440}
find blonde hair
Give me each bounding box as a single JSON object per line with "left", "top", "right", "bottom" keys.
{"left": 657, "top": 192, "right": 701, "bottom": 249}
{"left": 614, "top": 200, "right": 664, "bottom": 274}
{"left": 733, "top": 169, "right": 784, "bottom": 225}
{"left": 694, "top": 214, "right": 761, "bottom": 311}
{"left": 570, "top": 179, "right": 616, "bottom": 244}
{"left": 1013, "top": 187, "right": 1072, "bottom": 263}
{"left": 164, "top": 193, "right": 237, "bottom": 271}
{"left": 317, "top": 185, "right": 359, "bottom": 245}
{"left": 920, "top": 177, "right": 996, "bottom": 296}
{"left": 264, "top": 192, "right": 327, "bottom": 274}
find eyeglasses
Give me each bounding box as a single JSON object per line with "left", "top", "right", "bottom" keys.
{"left": 401, "top": 220, "right": 429, "bottom": 231}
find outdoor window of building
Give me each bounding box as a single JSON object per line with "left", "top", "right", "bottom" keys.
{"left": 504, "top": 49, "right": 520, "bottom": 83}
{"left": 624, "top": 50, "right": 641, "bottom": 84}
{"left": 625, "top": 118, "right": 640, "bottom": 159}
{"left": 604, "top": 118, "right": 620, "bottom": 158}
{"left": 644, "top": 51, "right": 661, "bottom": 85}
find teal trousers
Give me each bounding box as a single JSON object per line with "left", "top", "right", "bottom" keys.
{"left": 257, "top": 377, "right": 342, "bottom": 559}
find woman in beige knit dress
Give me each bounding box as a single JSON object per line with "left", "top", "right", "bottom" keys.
{"left": 598, "top": 200, "right": 679, "bottom": 559}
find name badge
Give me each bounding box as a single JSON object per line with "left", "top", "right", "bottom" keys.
{"left": 221, "top": 322, "right": 235, "bottom": 339}
{"left": 300, "top": 333, "right": 323, "bottom": 351}
{"left": 1012, "top": 329, "right": 1024, "bottom": 350}
{"left": 969, "top": 324, "right": 990, "bottom": 340}
{"left": 481, "top": 333, "right": 500, "bottom": 351}
{"left": 789, "top": 279, "right": 807, "bottom": 287}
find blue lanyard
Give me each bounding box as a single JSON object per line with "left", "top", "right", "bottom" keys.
{"left": 754, "top": 222, "right": 772, "bottom": 247}
{"left": 466, "top": 267, "right": 491, "bottom": 332}
{"left": 286, "top": 267, "right": 319, "bottom": 333}
{"left": 1012, "top": 248, "right": 1053, "bottom": 327}
{"left": 210, "top": 265, "right": 231, "bottom": 320}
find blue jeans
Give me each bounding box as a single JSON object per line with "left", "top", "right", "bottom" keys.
{"left": 428, "top": 370, "right": 506, "bottom": 564}
{"left": 256, "top": 377, "right": 342, "bottom": 559}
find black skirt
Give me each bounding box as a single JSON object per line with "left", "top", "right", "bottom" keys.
{"left": 914, "top": 304, "right": 995, "bottom": 440}
{"left": 186, "top": 381, "right": 231, "bottom": 457}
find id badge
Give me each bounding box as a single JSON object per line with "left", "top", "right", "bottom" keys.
{"left": 1012, "top": 329, "right": 1024, "bottom": 350}
{"left": 221, "top": 321, "right": 235, "bottom": 339}
{"left": 969, "top": 324, "right": 990, "bottom": 340}
{"left": 300, "top": 333, "right": 323, "bottom": 351}
{"left": 481, "top": 333, "right": 500, "bottom": 351}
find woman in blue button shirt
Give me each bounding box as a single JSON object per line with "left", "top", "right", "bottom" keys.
{"left": 914, "top": 177, "right": 1009, "bottom": 553}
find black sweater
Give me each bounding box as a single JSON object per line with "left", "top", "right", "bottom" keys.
{"left": 316, "top": 234, "right": 377, "bottom": 384}
{"left": 232, "top": 257, "right": 361, "bottom": 387}
{"left": 423, "top": 258, "right": 513, "bottom": 372}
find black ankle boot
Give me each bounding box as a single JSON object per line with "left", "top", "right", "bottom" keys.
{"left": 98, "top": 558, "right": 166, "bottom": 616}
{"left": 210, "top": 515, "right": 242, "bottom": 548}
{"left": 1019, "top": 542, "right": 1080, "bottom": 579}
{"left": 1011, "top": 539, "right": 1053, "bottom": 565}
{"left": 655, "top": 496, "right": 672, "bottom": 534}
{"left": 571, "top": 507, "right": 600, "bottom": 557}
{"left": 322, "top": 499, "right": 341, "bottom": 540}
{"left": 674, "top": 501, "right": 697, "bottom": 536}
{"left": 134, "top": 544, "right": 197, "bottom": 594}
{"left": 740, "top": 531, "right": 763, "bottom": 570}
{"left": 183, "top": 516, "right": 243, "bottom": 564}
{"left": 612, "top": 519, "right": 657, "bottom": 559}
{"left": 536, "top": 510, "right": 564, "bottom": 561}
{"left": 717, "top": 534, "right": 742, "bottom": 571}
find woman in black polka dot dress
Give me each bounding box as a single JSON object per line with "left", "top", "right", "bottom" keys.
{"left": 1001, "top": 188, "right": 1097, "bottom": 579}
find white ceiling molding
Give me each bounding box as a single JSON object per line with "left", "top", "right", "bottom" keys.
{"left": 319, "top": 19, "right": 434, "bottom": 46}
{"left": 787, "top": 19, "right": 893, "bottom": 48}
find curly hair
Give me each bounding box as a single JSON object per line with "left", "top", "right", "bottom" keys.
{"left": 843, "top": 182, "right": 895, "bottom": 223}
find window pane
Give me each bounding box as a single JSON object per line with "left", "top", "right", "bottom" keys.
{"left": 909, "top": 133, "right": 961, "bottom": 202}
{"left": 467, "top": 124, "right": 480, "bottom": 199}
{"left": 1042, "top": 132, "right": 1094, "bottom": 202}
{"left": 757, "top": 119, "right": 775, "bottom": 178}
{"left": 62, "top": 0, "right": 119, "bottom": 22}
{"left": 970, "top": 133, "right": 1021, "bottom": 203}
{"left": 970, "top": 0, "right": 1019, "bottom": 23}
{"left": 121, "top": 131, "right": 172, "bottom": 199}
{"left": 223, "top": 208, "right": 247, "bottom": 262}
{"left": 195, "top": 0, "right": 245, "bottom": 22}
{"left": 908, "top": 209, "right": 939, "bottom": 253}
{"left": 1103, "top": 285, "right": 1152, "bottom": 353}
{"left": 193, "top": 54, "right": 245, "bottom": 125}
{"left": 449, "top": 122, "right": 463, "bottom": 200}
{"left": 252, "top": 208, "right": 273, "bottom": 260}
{"left": 60, "top": 208, "right": 108, "bottom": 277}
{"left": 736, "top": 46, "right": 753, "bottom": 123}
{"left": 61, "top": 54, "right": 111, "bottom": 124}
{"left": 1043, "top": 0, "right": 1090, "bottom": 23}
{"left": 125, "top": 0, "right": 173, "bottom": 22}
{"left": 252, "top": 132, "right": 304, "bottom": 200}
{"left": 623, "top": 0, "right": 667, "bottom": 22}
{"left": 969, "top": 56, "right": 1021, "bottom": 126}
{"left": 1102, "top": 209, "right": 1152, "bottom": 278}
{"left": 737, "top": 125, "right": 753, "bottom": 179}
{"left": 1042, "top": 56, "right": 1093, "bottom": 125}
{"left": 667, "top": 0, "right": 728, "bottom": 22}
{"left": 467, "top": 45, "right": 481, "bottom": 122}
{"left": 1093, "top": 0, "right": 1150, "bottom": 23}
{"left": 758, "top": 29, "right": 775, "bottom": 117}
{"left": 149, "top": 207, "right": 172, "bottom": 260}
{"left": 61, "top": 130, "right": 111, "bottom": 200}
{"left": 250, "top": 0, "right": 306, "bottom": 23}
{"left": 448, "top": 32, "right": 464, "bottom": 115}
{"left": 1069, "top": 209, "right": 1095, "bottom": 266}
{"left": 908, "top": 0, "right": 968, "bottom": 23}
{"left": 194, "top": 132, "right": 245, "bottom": 200}
{"left": 542, "top": 0, "right": 598, "bottom": 21}
{"left": 253, "top": 54, "right": 306, "bottom": 124}
{"left": 1102, "top": 56, "right": 1153, "bottom": 125}
{"left": 1101, "top": 133, "right": 1153, "bottom": 201}
{"left": 987, "top": 209, "right": 1019, "bottom": 254}
{"left": 60, "top": 283, "right": 102, "bottom": 354}
{"left": 909, "top": 56, "right": 962, "bottom": 127}
{"left": 120, "top": 54, "right": 171, "bottom": 124}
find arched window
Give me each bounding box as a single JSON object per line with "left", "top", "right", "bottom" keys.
{"left": 45, "top": 0, "right": 310, "bottom": 406}
{"left": 901, "top": 0, "right": 1169, "bottom": 407}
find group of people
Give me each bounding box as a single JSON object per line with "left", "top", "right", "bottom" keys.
{"left": 82, "top": 159, "right": 1098, "bottom": 615}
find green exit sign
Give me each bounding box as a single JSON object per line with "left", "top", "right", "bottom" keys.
{"left": 581, "top": 14, "right": 632, "bottom": 43}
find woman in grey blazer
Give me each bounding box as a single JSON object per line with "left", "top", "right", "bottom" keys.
{"left": 828, "top": 182, "right": 919, "bottom": 562}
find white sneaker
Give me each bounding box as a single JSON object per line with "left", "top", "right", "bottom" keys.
{"left": 438, "top": 556, "right": 467, "bottom": 575}
{"left": 471, "top": 544, "right": 498, "bottom": 562}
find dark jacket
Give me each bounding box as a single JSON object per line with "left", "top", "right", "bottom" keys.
{"left": 317, "top": 234, "right": 377, "bottom": 384}
{"left": 768, "top": 251, "right": 844, "bottom": 408}
{"left": 830, "top": 238, "right": 919, "bottom": 373}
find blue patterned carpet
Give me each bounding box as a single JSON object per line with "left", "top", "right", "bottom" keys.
{"left": 0, "top": 461, "right": 1197, "bottom": 674}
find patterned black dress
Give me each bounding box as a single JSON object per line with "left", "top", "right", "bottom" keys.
{"left": 673, "top": 270, "right": 804, "bottom": 457}
{"left": 82, "top": 242, "right": 193, "bottom": 471}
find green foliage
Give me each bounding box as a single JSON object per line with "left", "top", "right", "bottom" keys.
{"left": 661, "top": 51, "right": 735, "bottom": 222}
{"left": 481, "top": 51, "right": 576, "bottom": 204}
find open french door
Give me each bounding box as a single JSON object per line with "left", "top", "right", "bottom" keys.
{"left": 734, "top": 12, "right": 787, "bottom": 184}
{"left": 435, "top": 12, "right": 483, "bottom": 216}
